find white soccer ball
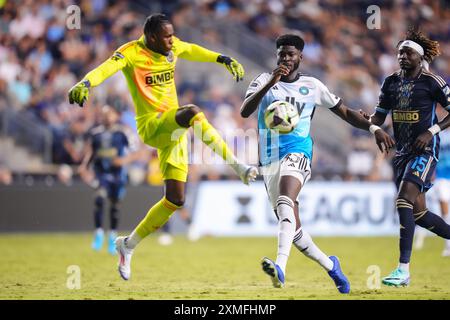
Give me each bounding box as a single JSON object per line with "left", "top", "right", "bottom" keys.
{"left": 264, "top": 100, "right": 299, "bottom": 134}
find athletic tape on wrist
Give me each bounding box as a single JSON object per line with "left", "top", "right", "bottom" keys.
{"left": 369, "top": 124, "right": 381, "bottom": 134}
{"left": 428, "top": 124, "right": 441, "bottom": 136}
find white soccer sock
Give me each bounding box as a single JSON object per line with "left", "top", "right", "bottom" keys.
{"left": 398, "top": 262, "right": 410, "bottom": 273}
{"left": 293, "top": 228, "right": 334, "bottom": 271}
{"left": 95, "top": 228, "right": 104, "bottom": 235}
{"left": 276, "top": 196, "right": 296, "bottom": 274}
{"left": 124, "top": 230, "right": 141, "bottom": 250}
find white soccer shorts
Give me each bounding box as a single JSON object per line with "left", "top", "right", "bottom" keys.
{"left": 260, "top": 153, "right": 311, "bottom": 210}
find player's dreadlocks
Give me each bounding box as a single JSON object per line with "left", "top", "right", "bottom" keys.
{"left": 404, "top": 27, "right": 441, "bottom": 63}
{"left": 143, "top": 13, "right": 170, "bottom": 36}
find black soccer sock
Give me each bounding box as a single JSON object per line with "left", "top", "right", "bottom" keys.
{"left": 94, "top": 196, "right": 104, "bottom": 229}
{"left": 396, "top": 198, "right": 415, "bottom": 264}
{"left": 110, "top": 201, "right": 120, "bottom": 231}
{"left": 414, "top": 209, "right": 450, "bottom": 239}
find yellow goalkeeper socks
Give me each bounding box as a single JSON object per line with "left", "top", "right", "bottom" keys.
{"left": 189, "top": 112, "right": 238, "bottom": 165}
{"left": 128, "top": 197, "right": 181, "bottom": 246}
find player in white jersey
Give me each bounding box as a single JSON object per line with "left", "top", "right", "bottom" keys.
{"left": 240, "top": 34, "right": 394, "bottom": 293}
{"left": 414, "top": 129, "right": 450, "bottom": 256}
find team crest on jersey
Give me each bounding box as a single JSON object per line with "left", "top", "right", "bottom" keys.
{"left": 299, "top": 86, "right": 309, "bottom": 95}
{"left": 166, "top": 51, "right": 174, "bottom": 63}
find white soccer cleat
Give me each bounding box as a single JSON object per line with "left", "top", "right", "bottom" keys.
{"left": 115, "top": 236, "right": 133, "bottom": 281}
{"left": 235, "top": 164, "right": 258, "bottom": 185}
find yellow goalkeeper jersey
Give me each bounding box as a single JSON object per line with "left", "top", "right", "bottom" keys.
{"left": 83, "top": 35, "right": 220, "bottom": 116}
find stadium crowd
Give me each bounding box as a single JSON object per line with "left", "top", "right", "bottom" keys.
{"left": 0, "top": 0, "right": 449, "bottom": 185}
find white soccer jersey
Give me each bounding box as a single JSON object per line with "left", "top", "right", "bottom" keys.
{"left": 245, "top": 73, "right": 341, "bottom": 166}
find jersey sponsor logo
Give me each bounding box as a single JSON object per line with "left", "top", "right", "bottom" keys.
{"left": 97, "top": 148, "right": 118, "bottom": 158}
{"left": 145, "top": 70, "right": 175, "bottom": 85}
{"left": 299, "top": 86, "right": 309, "bottom": 95}
{"left": 392, "top": 110, "right": 419, "bottom": 123}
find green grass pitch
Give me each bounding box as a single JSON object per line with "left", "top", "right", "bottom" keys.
{"left": 0, "top": 234, "right": 449, "bottom": 299}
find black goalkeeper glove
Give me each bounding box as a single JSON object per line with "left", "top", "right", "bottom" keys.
{"left": 217, "top": 55, "right": 245, "bottom": 82}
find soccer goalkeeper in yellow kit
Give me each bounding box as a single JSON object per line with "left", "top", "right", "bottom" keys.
{"left": 68, "top": 13, "right": 258, "bottom": 280}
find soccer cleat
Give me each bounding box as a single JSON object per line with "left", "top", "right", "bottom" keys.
{"left": 261, "top": 257, "right": 285, "bottom": 288}
{"left": 327, "top": 256, "right": 351, "bottom": 294}
{"left": 108, "top": 232, "right": 117, "bottom": 255}
{"left": 382, "top": 268, "right": 410, "bottom": 287}
{"left": 91, "top": 229, "right": 104, "bottom": 251}
{"left": 236, "top": 164, "right": 258, "bottom": 185}
{"left": 115, "top": 236, "right": 134, "bottom": 280}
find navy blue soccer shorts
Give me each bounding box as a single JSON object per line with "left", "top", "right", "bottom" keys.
{"left": 393, "top": 153, "right": 437, "bottom": 192}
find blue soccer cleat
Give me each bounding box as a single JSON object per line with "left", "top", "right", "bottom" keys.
{"left": 327, "top": 256, "right": 351, "bottom": 294}
{"left": 261, "top": 257, "right": 285, "bottom": 288}
{"left": 382, "top": 268, "right": 410, "bottom": 287}
{"left": 108, "top": 231, "right": 117, "bottom": 255}
{"left": 91, "top": 229, "right": 104, "bottom": 251}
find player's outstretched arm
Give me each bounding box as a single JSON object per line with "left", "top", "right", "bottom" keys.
{"left": 330, "top": 103, "right": 395, "bottom": 153}
{"left": 240, "top": 64, "right": 290, "bottom": 118}
{"left": 359, "top": 109, "right": 387, "bottom": 126}
{"left": 68, "top": 52, "right": 128, "bottom": 107}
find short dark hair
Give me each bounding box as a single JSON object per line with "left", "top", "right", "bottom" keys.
{"left": 276, "top": 34, "right": 305, "bottom": 51}
{"left": 143, "top": 13, "right": 171, "bottom": 36}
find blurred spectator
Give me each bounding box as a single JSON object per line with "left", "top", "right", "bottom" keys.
{"left": 61, "top": 117, "right": 88, "bottom": 165}
{"left": 0, "top": 166, "right": 12, "bottom": 185}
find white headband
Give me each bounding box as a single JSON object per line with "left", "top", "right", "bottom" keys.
{"left": 399, "top": 40, "right": 424, "bottom": 56}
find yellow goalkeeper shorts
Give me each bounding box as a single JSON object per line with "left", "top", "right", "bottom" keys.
{"left": 136, "top": 108, "right": 188, "bottom": 182}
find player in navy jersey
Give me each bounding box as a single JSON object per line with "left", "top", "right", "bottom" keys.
{"left": 240, "top": 34, "right": 394, "bottom": 293}
{"left": 80, "top": 105, "right": 143, "bottom": 254}
{"left": 365, "top": 29, "right": 450, "bottom": 286}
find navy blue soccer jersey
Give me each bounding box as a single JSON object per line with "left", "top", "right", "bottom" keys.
{"left": 89, "top": 124, "right": 130, "bottom": 181}
{"left": 375, "top": 69, "right": 450, "bottom": 160}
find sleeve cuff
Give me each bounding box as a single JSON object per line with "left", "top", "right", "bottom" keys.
{"left": 331, "top": 99, "right": 342, "bottom": 109}
{"left": 375, "top": 107, "right": 390, "bottom": 114}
